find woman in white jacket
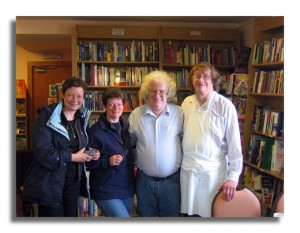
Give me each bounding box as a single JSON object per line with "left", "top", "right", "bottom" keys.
{"left": 180, "top": 63, "right": 243, "bottom": 217}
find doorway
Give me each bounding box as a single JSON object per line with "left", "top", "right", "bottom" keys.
{"left": 27, "top": 61, "right": 72, "bottom": 149}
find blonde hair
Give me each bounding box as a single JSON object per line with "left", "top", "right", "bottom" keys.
{"left": 140, "top": 70, "right": 177, "bottom": 103}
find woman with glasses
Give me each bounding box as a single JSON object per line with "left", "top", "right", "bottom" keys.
{"left": 180, "top": 62, "right": 243, "bottom": 217}
{"left": 128, "top": 70, "right": 183, "bottom": 217}
{"left": 87, "top": 88, "right": 135, "bottom": 217}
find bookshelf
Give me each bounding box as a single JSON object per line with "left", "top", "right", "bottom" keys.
{"left": 161, "top": 26, "right": 240, "bottom": 105}
{"left": 16, "top": 80, "right": 28, "bottom": 151}
{"left": 72, "top": 25, "right": 241, "bottom": 108}
{"left": 72, "top": 25, "right": 160, "bottom": 122}
{"left": 241, "top": 16, "right": 284, "bottom": 216}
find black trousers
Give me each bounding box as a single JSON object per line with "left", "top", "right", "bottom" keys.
{"left": 38, "top": 179, "right": 80, "bottom": 217}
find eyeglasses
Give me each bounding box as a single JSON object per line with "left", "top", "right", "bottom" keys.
{"left": 148, "top": 90, "right": 167, "bottom": 95}
{"left": 193, "top": 74, "right": 211, "bottom": 80}
{"left": 107, "top": 103, "right": 123, "bottom": 108}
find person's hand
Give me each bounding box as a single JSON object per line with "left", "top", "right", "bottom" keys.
{"left": 87, "top": 147, "right": 100, "bottom": 160}
{"left": 109, "top": 154, "right": 123, "bottom": 166}
{"left": 221, "top": 180, "right": 238, "bottom": 201}
{"left": 71, "top": 148, "right": 94, "bottom": 162}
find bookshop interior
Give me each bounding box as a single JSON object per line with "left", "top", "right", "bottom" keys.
{"left": 16, "top": 16, "right": 284, "bottom": 218}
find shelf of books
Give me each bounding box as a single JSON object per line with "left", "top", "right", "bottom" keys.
{"left": 160, "top": 26, "right": 240, "bottom": 105}
{"left": 73, "top": 25, "right": 246, "bottom": 108}
{"left": 241, "top": 16, "right": 284, "bottom": 216}
{"left": 16, "top": 79, "right": 28, "bottom": 151}
{"left": 73, "top": 25, "right": 160, "bottom": 120}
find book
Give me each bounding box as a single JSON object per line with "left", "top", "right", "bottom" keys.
{"left": 219, "top": 75, "right": 228, "bottom": 93}
{"left": 252, "top": 173, "right": 262, "bottom": 200}
{"left": 234, "top": 47, "right": 251, "bottom": 74}
{"left": 248, "top": 134, "right": 265, "bottom": 164}
{"left": 258, "top": 140, "right": 265, "bottom": 168}
{"left": 233, "top": 74, "right": 249, "bottom": 97}
{"left": 261, "top": 176, "right": 278, "bottom": 206}
{"left": 243, "top": 166, "right": 253, "bottom": 187}
{"left": 274, "top": 111, "right": 284, "bottom": 137}
{"left": 16, "top": 79, "right": 26, "bottom": 98}
{"left": 232, "top": 96, "right": 247, "bottom": 117}
{"left": 271, "top": 139, "right": 284, "bottom": 173}
{"left": 226, "top": 73, "right": 235, "bottom": 95}
{"left": 262, "top": 137, "right": 275, "bottom": 170}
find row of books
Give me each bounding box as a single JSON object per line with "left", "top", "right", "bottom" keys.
{"left": 78, "top": 40, "right": 159, "bottom": 62}
{"left": 234, "top": 47, "right": 252, "bottom": 74}
{"left": 168, "top": 68, "right": 190, "bottom": 88}
{"left": 78, "top": 197, "right": 102, "bottom": 217}
{"left": 243, "top": 166, "right": 282, "bottom": 206}
{"left": 83, "top": 91, "right": 140, "bottom": 112}
{"left": 221, "top": 73, "right": 249, "bottom": 96}
{"left": 252, "top": 37, "right": 284, "bottom": 64}
{"left": 251, "top": 69, "right": 283, "bottom": 94}
{"left": 247, "top": 135, "right": 284, "bottom": 172}
{"left": 251, "top": 105, "right": 284, "bottom": 137}
{"left": 78, "top": 64, "right": 157, "bottom": 87}
{"left": 164, "top": 42, "right": 212, "bottom": 65}
{"left": 163, "top": 42, "right": 236, "bottom": 66}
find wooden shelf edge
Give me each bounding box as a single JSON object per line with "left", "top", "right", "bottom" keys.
{"left": 243, "top": 160, "right": 284, "bottom": 180}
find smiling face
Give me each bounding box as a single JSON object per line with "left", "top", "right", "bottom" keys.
{"left": 192, "top": 68, "right": 214, "bottom": 98}
{"left": 105, "top": 97, "right": 124, "bottom": 123}
{"left": 63, "top": 87, "right": 84, "bottom": 113}
{"left": 147, "top": 81, "right": 168, "bottom": 116}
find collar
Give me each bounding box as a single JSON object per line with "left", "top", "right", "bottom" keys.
{"left": 143, "top": 103, "right": 170, "bottom": 117}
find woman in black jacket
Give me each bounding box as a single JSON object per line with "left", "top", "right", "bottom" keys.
{"left": 87, "top": 88, "right": 135, "bottom": 217}
{"left": 22, "top": 77, "right": 100, "bottom": 217}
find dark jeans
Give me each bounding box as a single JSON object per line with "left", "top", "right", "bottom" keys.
{"left": 136, "top": 169, "right": 181, "bottom": 217}
{"left": 38, "top": 179, "right": 80, "bottom": 217}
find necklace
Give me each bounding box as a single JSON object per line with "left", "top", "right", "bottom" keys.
{"left": 67, "top": 120, "right": 76, "bottom": 139}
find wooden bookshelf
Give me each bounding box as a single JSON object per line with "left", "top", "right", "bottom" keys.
{"left": 160, "top": 26, "right": 240, "bottom": 105}
{"left": 241, "top": 16, "right": 284, "bottom": 216}
{"left": 72, "top": 25, "right": 241, "bottom": 109}
{"left": 72, "top": 25, "right": 161, "bottom": 120}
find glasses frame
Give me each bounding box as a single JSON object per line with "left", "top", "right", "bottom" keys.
{"left": 192, "top": 73, "right": 211, "bottom": 81}
{"left": 106, "top": 103, "right": 124, "bottom": 108}
{"left": 148, "top": 90, "right": 167, "bottom": 96}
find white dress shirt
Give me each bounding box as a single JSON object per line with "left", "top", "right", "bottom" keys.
{"left": 128, "top": 103, "right": 183, "bottom": 178}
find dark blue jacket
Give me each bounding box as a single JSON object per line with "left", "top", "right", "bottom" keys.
{"left": 22, "top": 101, "right": 91, "bottom": 207}
{"left": 87, "top": 113, "right": 135, "bottom": 200}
